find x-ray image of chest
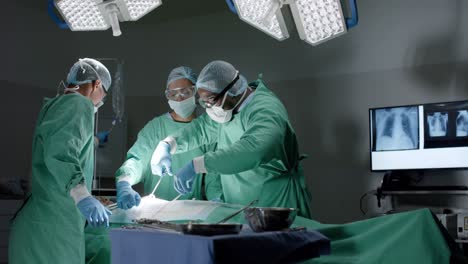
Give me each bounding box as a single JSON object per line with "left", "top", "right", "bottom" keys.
{"left": 427, "top": 112, "right": 448, "bottom": 137}
{"left": 375, "top": 107, "right": 419, "bottom": 151}
{"left": 456, "top": 110, "right": 468, "bottom": 137}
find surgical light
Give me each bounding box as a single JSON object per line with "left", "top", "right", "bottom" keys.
{"left": 229, "top": 0, "right": 356, "bottom": 46}
{"left": 54, "top": 0, "right": 162, "bottom": 37}
{"left": 232, "top": 0, "right": 289, "bottom": 41}
{"left": 289, "top": 0, "right": 347, "bottom": 46}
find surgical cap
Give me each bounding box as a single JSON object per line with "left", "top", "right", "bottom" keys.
{"left": 67, "top": 58, "right": 112, "bottom": 92}
{"left": 166, "top": 66, "right": 198, "bottom": 88}
{"left": 196, "top": 60, "right": 248, "bottom": 97}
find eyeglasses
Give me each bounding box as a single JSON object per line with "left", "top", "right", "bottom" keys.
{"left": 198, "top": 72, "right": 240, "bottom": 108}
{"left": 165, "top": 86, "right": 196, "bottom": 101}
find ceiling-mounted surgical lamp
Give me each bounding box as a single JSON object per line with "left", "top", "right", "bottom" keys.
{"left": 227, "top": 0, "right": 358, "bottom": 46}
{"left": 52, "top": 0, "right": 162, "bottom": 36}
{"left": 233, "top": 0, "right": 290, "bottom": 41}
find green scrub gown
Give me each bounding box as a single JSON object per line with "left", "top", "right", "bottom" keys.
{"left": 9, "top": 93, "right": 95, "bottom": 264}
{"left": 82, "top": 113, "right": 224, "bottom": 264}
{"left": 172, "top": 79, "right": 312, "bottom": 218}
{"left": 115, "top": 113, "right": 222, "bottom": 200}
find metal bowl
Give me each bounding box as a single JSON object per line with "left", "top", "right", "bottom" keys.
{"left": 178, "top": 223, "right": 243, "bottom": 236}
{"left": 244, "top": 207, "right": 297, "bottom": 232}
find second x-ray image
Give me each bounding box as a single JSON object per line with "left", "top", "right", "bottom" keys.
{"left": 374, "top": 106, "right": 419, "bottom": 151}
{"left": 456, "top": 110, "right": 468, "bottom": 137}
{"left": 427, "top": 112, "right": 448, "bottom": 137}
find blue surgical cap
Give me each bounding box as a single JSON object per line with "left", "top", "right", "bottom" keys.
{"left": 196, "top": 60, "right": 248, "bottom": 96}
{"left": 166, "top": 66, "right": 198, "bottom": 88}
{"left": 67, "top": 58, "right": 112, "bottom": 92}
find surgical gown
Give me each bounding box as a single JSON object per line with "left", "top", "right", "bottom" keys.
{"left": 82, "top": 113, "right": 224, "bottom": 264}
{"left": 9, "top": 93, "right": 95, "bottom": 264}
{"left": 115, "top": 113, "right": 222, "bottom": 200}
{"left": 171, "top": 79, "right": 312, "bottom": 217}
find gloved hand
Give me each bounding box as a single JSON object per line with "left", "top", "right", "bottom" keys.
{"left": 77, "top": 196, "right": 112, "bottom": 228}
{"left": 151, "top": 141, "right": 173, "bottom": 176}
{"left": 210, "top": 197, "right": 223, "bottom": 203}
{"left": 116, "top": 181, "right": 141, "bottom": 210}
{"left": 174, "top": 161, "right": 196, "bottom": 194}
{"left": 96, "top": 131, "right": 110, "bottom": 146}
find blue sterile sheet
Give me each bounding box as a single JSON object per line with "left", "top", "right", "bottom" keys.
{"left": 110, "top": 225, "right": 330, "bottom": 264}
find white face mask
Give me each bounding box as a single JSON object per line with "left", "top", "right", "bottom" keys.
{"left": 94, "top": 100, "right": 104, "bottom": 114}
{"left": 206, "top": 88, "right": 248, "bottom": 124}
{"left": 168, "top": 96, "right": 196, "bottom": 119}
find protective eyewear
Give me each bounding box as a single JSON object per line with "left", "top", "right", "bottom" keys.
{"left": 165, "top": 86, "right": 196, "bottom": 101}
{"left": 199, "top": 72, "right": 240, "bottom": 109}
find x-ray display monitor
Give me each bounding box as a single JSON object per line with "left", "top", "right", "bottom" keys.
{"left": 370, "top": 100, "right": 468, "bottom": 171}
{"left": 457, "top": 110, "right": 468, "bottom": 137}
{"left": 373, "top": 106, "right": 419, "bottom": 151}
{"left": 424, "top": 101, "right": 468, "bottom": 149}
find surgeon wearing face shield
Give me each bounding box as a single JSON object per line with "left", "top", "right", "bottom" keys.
{"left": 115, "top": 66, "right": 223, "bottom": 210}
{"left": 9, "top": 58, "right": 113, "bottom": 264}
{"left": 151, "top": 60, "right": 311, "bottom": 218}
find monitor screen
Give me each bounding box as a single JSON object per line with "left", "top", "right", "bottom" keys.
{"left": 373, "top": 106, "right": 419, "bottom": 151}
{"left": 370, "top": 100, "right": 468, "bottom": 171}
{"left": 424, "top": 101, "right": 468, "bottom": 149}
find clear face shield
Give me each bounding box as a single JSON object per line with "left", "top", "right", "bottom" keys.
{"left": 165, "top": 85, "right": 196, "bottom": 101}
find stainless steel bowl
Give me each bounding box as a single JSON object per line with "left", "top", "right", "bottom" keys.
{"left": 179, "top": 223, "right": 243, "bottom": 236}
{"left": 244, "top": 207, "right": 297, "bottom": 232}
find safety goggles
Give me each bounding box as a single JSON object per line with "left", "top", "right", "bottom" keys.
{"left": 165, "top": 85, "right": 196, "bottom": 101}
{"left": 198, "top": 72, "right": 240, "bottom": 109}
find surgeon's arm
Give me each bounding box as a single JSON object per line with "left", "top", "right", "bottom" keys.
{"left": 165, "top": 114, "right": 219, "bottom": 154}
{"left": 198, "top": 107, "right": 286, "bottom": 175}
{"left": 115, "top": 121, "right": 158, "bottom": 185}
{"left": 43, "top": 98, "right": 94, "bottom": 201}
{"left": 201, "top": 143, "right": 223, "bottom": 201}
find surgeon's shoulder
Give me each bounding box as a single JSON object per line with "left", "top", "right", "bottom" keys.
{"left": 138, "top": 113, "right": 167, "bottom": 135}
{"left": 196, "top": 112, "right": 214, "bottom": 123}
{"left": 146, "top": 113, "right": 167, "bottom": 127}
{"left": 61, "top": 94, "right": 94, "bottom": 111}
{"left": 245, "top": 81, "right": 288, "bottom": 119}
{"left": 46, "top": 94, "right": 93, "bottom": 118}
{"left": 251, "top": 83, "right": 285, "bottom": 110}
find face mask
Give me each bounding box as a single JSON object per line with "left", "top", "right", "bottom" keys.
{"left": 168, "top": 96, "right": 196, "bottom": 118}
{"left": 94, "top": 101, "right": 104, "bottom": 114}
{"left": 206, "top": 88, "right": 248, "bottom": 124}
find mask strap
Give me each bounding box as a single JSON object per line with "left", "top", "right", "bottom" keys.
{"left": 64, "top": 85, "right": 80, "bottom": 93}
{"left": 232, "top": 87, "right": 249, "bottom": 110}
{"left": 219, "top": 92, "right": 229, "bottom": 108}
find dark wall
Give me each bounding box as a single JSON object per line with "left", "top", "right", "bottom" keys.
{"left": 269, "top": 62, "right": 468, "bottom": 223}
{"left": 0, "top": 81, "right": 55, "bottom": 197}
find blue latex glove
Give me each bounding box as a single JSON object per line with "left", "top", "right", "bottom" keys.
{"left": 150, "top": 141, "right": 173, "bottom": 176}
{"left": 210, "top": 197, "right": 223, "bottom": 203}
{"left": 117, "top": 181, "right": 141, "bottom": 210}
{"left": 96, "top": 131, "right": 110, "bottom": 145}
{"left": 174, "top": 161, "right": 196, "bottom": 194}
{"left": 77, "top": 196, "right": 112, "bottom": 228}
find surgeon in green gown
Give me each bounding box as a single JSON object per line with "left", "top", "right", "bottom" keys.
{"left": 84, "top": 67, "right": 224, "bottom": 264}
{"left": 115, "top": 66, "right": 223, "bottom": 211}
{"left": 151, "top": 60, "right": 312, "bottom": 218}
{"left": 9, "top": 58, "right": 113, "bottom": 264}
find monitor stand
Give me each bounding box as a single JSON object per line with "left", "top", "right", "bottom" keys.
{"left": 375, "top": 171, "right": 468, "bottom": 207}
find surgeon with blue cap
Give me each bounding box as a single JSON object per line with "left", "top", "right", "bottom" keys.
{"left": 115, "top": 66, "right": 223, "bottom": 210}
{"left": 151, "top": 60, "right": 311, "bottom": 218}
{"left": 9, "top": 58, "right": 113, "bottom": 264}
